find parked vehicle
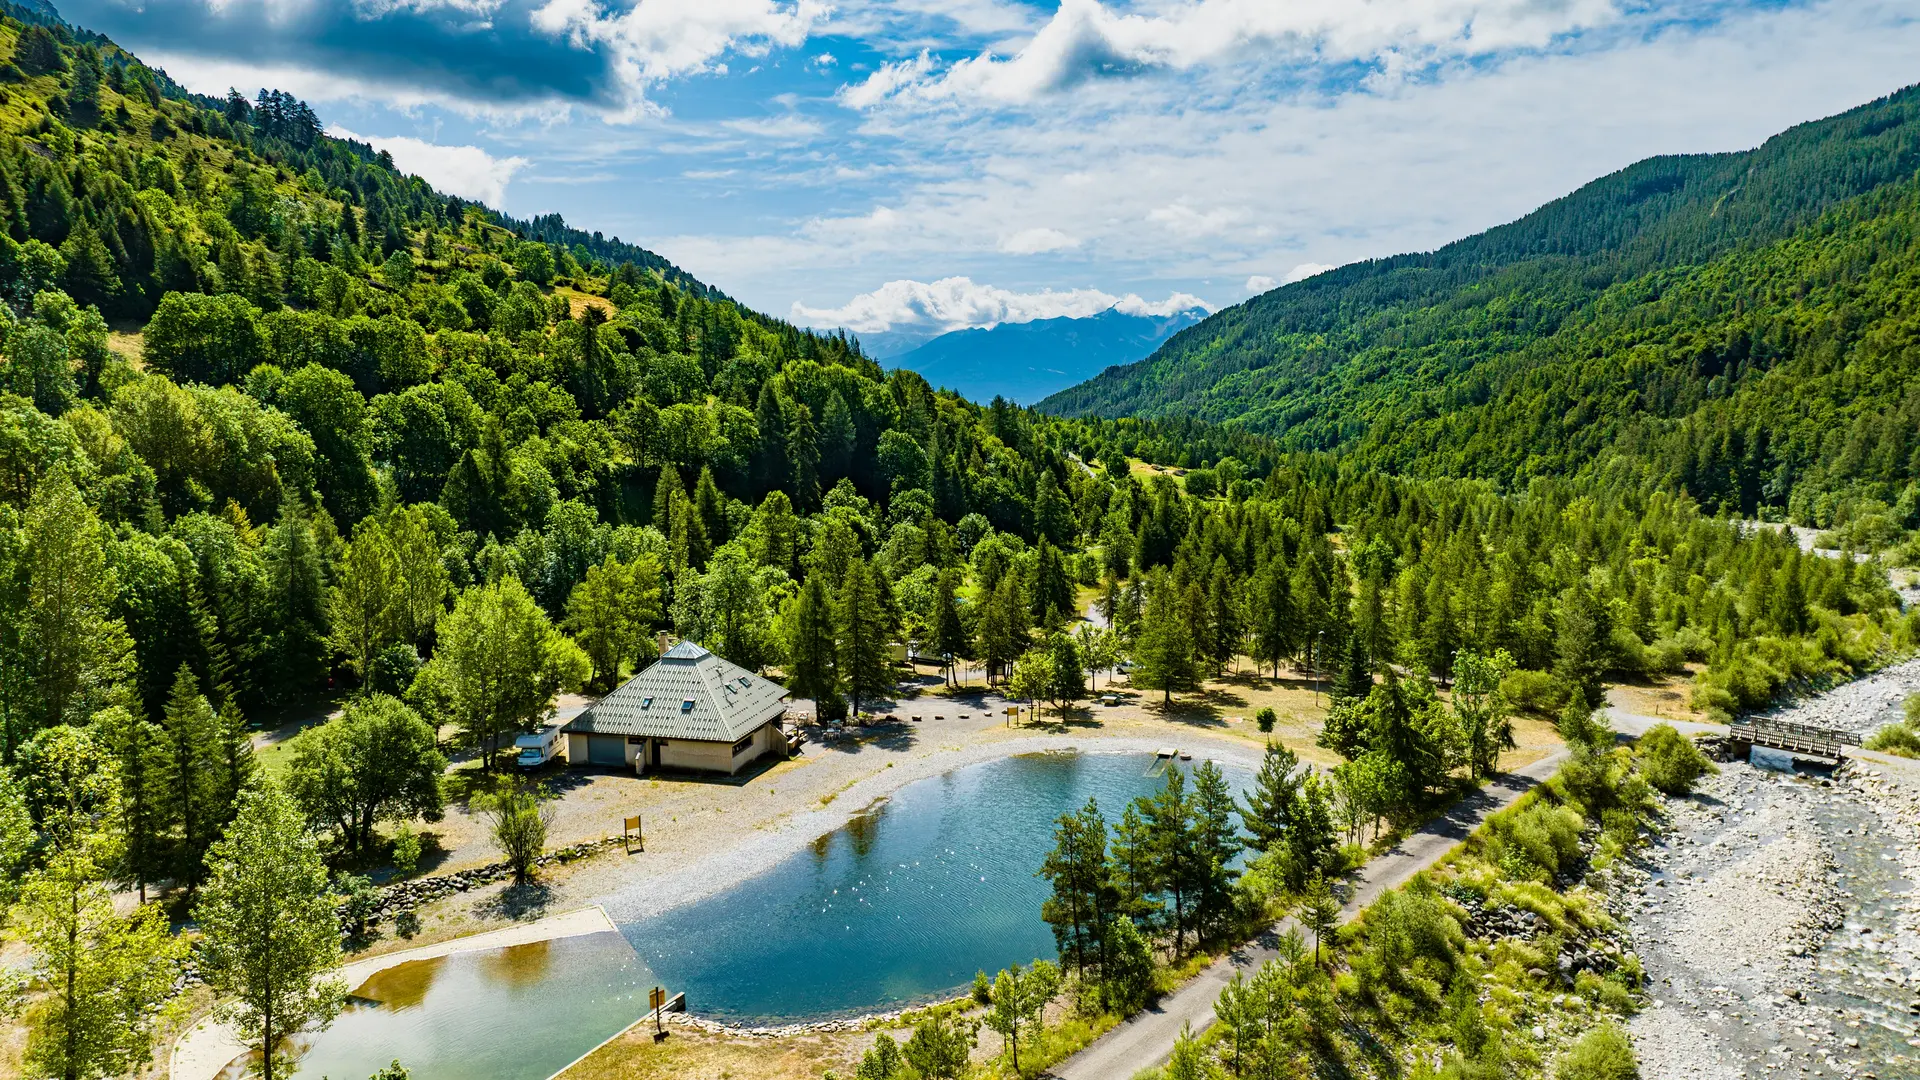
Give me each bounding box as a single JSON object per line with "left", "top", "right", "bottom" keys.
{"left": 515, "top": 725, "right": 563, "bottom": 768}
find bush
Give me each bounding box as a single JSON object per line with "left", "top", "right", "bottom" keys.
{"left": 476, "top": 784, "right": 552, "bottom": 884}
{"left": 1255, "top": 706, "right": 1276, "bottom": 733}
{"left": 391, "top": 823, "right": 422, "bottom": 877}
{"left": 1554, "top": 1023, "right": 1638, "bottom": 1080}
{"left": 1637, "top": 724, "right": 1715, "bottom": 795}
{"left": 1864, "top": 722, "right": 1920, "bottom": 759}
{"left": 1499, "top": 802, "right": 1585, "bottom": 878}
{"left": 973, "top": 969, "right": 992, "bottom": 1005}
{"left": 1502, "top": 669, "right": 1566, "bottom": 715}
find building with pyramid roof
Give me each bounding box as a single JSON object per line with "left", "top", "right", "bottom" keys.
{"left": 561, "top": 639, "right": 793, "bottom": 775}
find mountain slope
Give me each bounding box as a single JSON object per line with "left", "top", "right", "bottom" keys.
{"left": 890, "top": 306, "right": 1205, "bottom": 405}
{"left": 1040, "top": 85, "right": 1920, "bottom": 517}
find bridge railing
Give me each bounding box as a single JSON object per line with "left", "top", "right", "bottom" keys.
{"left": 1727, "top": 717, "right": 1858, "bottom": 757}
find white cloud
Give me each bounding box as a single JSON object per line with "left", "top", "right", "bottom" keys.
{"left": 790, "top": 276, "right": 1211, "bottom": 332}
{"left": 721, "top": 114, "right": 824, "bottom": 139}
{"left": 649, "top": 0, "right": 1920, "bottom": 321}
{"left": 811, "top": 51, "right": 837, "bottom": 66}
{"left": 329, "top": 127, "right": 529, "bottom": 205}
{"left": 1244, "top": 274, "right": 1276, "bottom": 293}
{"left": 1283, "top": 262, "right": 1336, "bottom": 284}
{"left": 529, "top": 0, "right": 829, "bottom": 118}
{"left": 846, "top": 0, "right": 1621, "bottom": 109}
{"left": 148, "top": 51, "right": 576, "bottom": 122}
{"left": 837, "top": 49, "right": 937, "bottom": 109}
{"left": 998, "top": 227, "right": 1079, "bottom": 254}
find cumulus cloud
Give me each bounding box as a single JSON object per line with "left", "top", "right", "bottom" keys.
{"left": 61, "top": 0, "right": 826, "bottom": 118}
{"left": 998, "top": 227, "right": 1079, "bottom": 254}
{"left": 1244, "top": 274, "right": 1277, "bottom": 293}
{"left": 331, "top": 127, "right": 528, "bottom": 204}
{"left": 790, "top": 276, "right": 1212, "bottom": 333}
{"left": 530, "top": 0, "right": 827, "bottom": 117}
{"left": 1283, "top": 262, "right": 1336, "bottom": 284}
{"left": 721, "top": 114, "right": 825, "bottom": 139}
{"left": 844, "top": 0, "right": 1621, "bottom": 109}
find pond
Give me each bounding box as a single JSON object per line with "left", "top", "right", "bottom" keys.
{"left": 289, "top": 750, "right": 1251, "bottom": 1080}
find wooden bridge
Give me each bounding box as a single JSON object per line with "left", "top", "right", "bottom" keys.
{"left": 1726, "top": 718, "right": 1858, "bottom": 760}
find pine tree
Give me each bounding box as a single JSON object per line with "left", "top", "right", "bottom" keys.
{"left": 1190, "top": 760, "right": 1241, "bottom": 940}
{"left": 1249, "top": 556, "right": 1295, "bottom": 678}
{"left": 821, "top": 390, "right": 855, "bottom": 481}
{"left": 693, "top": 465, "right": 729, "bottom": 546}
{"left": 783, "top": 577, "right": 841, "bottom": 717}
{"left": 1133, "top": 570, "right": 1197, "bottom": 706}
{"left": 1038, "top": 797, "right": 1114, "bottom": 978}
{"left": 1031, "top": 539, "right": 1075, "bottom": 628}
{"left": 1241, "top": 742, "right": 1305, "bottom": 852}
{"left": 97, "top": 706, "right": 173, "bottom": 903}
{"left": 162, "top": 665, "right": 224, "bottom": 887}
{"left": 836, "top": 560, "right": 897, "bottom": 719}
{"left": 1108, "top": 801, "right": 1160, "bottom": 929}
{"left": 265, "top": 500, "right": 329, "bottom": 701}
{"left": 1140, "top": 767, "right": 1198, "bottom": 957}
{"left": 930, "top": 569, "right": 970, "bottom": 687}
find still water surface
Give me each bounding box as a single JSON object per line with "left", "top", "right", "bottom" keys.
{"left": 290, "top": 750, "right": 1248, "bottom": 1080}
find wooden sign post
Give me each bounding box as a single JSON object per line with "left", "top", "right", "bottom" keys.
{"left": 624, "top": 814, "right": 643, "bottom": 853}
{"left": 649, "top": 985, "right": 668, "bottom": 1041}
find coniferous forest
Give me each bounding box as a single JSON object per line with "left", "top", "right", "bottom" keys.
{"left": 0, "top": 1, "right": 1916, "bottom": 1078}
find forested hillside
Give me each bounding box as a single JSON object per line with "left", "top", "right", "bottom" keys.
{"left": 1042, "top": 85, "right": 1920, "bottom": 532}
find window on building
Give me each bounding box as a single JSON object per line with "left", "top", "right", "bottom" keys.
{"left": 682, "top": 698, "right": 695, "bottom": 712}
{"left": 641, "top": 696, "right": 653, "bottom": 709}
{"left": 732, "top": 734, "right": 755, "bottom": 756}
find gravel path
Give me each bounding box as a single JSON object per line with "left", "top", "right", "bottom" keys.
{"left": 1051, "top": 752, "right": 1569, "bottom": 1080}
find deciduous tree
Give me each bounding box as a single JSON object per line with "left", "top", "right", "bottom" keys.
{"left": 196, "top": 784, "right": 346, "bottom": 1080}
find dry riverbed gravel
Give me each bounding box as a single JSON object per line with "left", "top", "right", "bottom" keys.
{"left": 1621, "top": 758, "right": 1920, "bottom": 1080}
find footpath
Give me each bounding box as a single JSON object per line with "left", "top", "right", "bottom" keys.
{"left": 1051, "top": 752, "right": 1568, "bottom": 1079}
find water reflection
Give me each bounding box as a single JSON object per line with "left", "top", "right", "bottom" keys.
{"left": 290, "top": 752, "right": 1251, "bottom": 1080}
{"left": 289, "top": 932, "right": 647, "bottom": 1080}
{"left": 623, "top": 751, "right": 1249, "bottom": 1025}
{"left": 353, "top": 954, "right": 447, "bottom": 1012}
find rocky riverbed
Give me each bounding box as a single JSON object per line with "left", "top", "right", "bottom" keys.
{"left": 1754, "top": 656, "right": 1920, "bottom": 739}
{"left": 1621, "top": 757, "right": 1920, "bottom": 1079}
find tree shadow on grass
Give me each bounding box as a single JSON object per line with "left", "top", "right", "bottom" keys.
{"left": 476, "top": 881, "right": 554, "bottom": 922}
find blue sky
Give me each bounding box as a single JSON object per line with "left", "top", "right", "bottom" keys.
{"left": 52, "top": 0, "right": 1920, "bottom": 340}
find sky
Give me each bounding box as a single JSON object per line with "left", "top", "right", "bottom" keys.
{"left": 51, "top": 0, "right": 1920, "bottom": 341}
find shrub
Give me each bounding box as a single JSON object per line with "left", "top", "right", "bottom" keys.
{"left": 973, "top": 969, "right": 992, "bottom": 1005}
{"left": 1255, "top": 706, "right": 1276, "bottom": 733}
{"left": 1864, "top": 722, "right": 1920, "bottom": 758}
{"left": 1554, "top": 1023, "right": 1639, "bottom": 1080}
{"left": 391, "top": 823, "right": 422, "bottom": 877}
{"left": 1499, "top": 802, "right": 1585, "bottom": 878}
{"left": 1502, "top": 669, "right": 1566, "bottom": 715}
{"left": 1636, "top": 724, "right": 1715, "bottom": 794}
{"left": 476, "top": 784, "right": 552, "bottom": 884}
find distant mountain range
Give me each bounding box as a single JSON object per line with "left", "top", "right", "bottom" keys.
{"left": 879, "top": 306, "right": 1209, "bottom": 405}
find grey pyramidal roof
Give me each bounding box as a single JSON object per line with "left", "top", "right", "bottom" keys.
{"left": 564, "top": 640, "right": 789, "bottom": 742}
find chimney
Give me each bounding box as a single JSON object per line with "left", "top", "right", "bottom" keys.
{"left": 657, "top": 630, "right": 670, "bottom": 658}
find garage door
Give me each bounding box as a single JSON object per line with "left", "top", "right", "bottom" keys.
{"left": 587, "top": 735, "right": 627, "bottom": 765}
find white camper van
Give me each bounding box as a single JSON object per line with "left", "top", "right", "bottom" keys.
{"left": 515, "top": 725, "right": 563, "bottom": 769}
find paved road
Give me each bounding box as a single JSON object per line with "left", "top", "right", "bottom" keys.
{"left": 1050, "top": 750, "right": 1569, "bottom": 1079}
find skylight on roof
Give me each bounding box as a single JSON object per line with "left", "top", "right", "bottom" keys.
{"left": 681, "top": 698, "right": 695, "bottom": 712}
{"left": 641, "top": 696, "right": 653, "bottom": 709}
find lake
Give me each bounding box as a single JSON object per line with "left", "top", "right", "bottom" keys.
{"left": 289, "top": 749, "right": 1250, "bottom": 1080}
